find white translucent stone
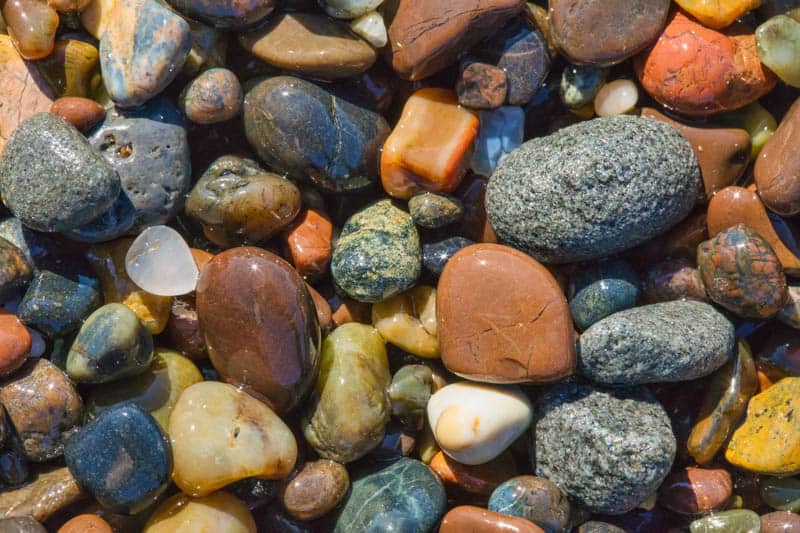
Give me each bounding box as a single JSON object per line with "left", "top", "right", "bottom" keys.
{"left": 125, "top": 225, "right": 198, "bottom": 296}
{"left": 350, "top": 11, "right": 388, "bottom": 48}
{"left": 594, "top": 79, "right": 639, "bottom": 117}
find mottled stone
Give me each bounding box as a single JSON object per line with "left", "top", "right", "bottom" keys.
{"left": 333, "top": 458, "right": 446, "bottom": 532}
{"left": 560, "top": 65, "right": 607, "bottom": 109}
{"left": 331, "top": 200, "right": 421, "bottom": 303}
{"left": 58, "top": 514, "right": 113, "bottom": 533}
{"left": 689, "top": 510, "right": 761, "bottom": 532}
{"left": 422, "top": 236, "right": 473, "bottom": 275}
{"left": 100, "top": 0, "right": 191, "bottom": 107}
{"left": 17, "top": 271, "right": 99, "bottom": 338}
{"left": 244, "top": 76, "right": 390, "bottom": 193}
{"left": 698, "top": 224, "right": 788, "bottom": 319}
{"left": 165, "top": 0, "right": 273, "bottom": 29}
{"left": 677, "top": 0, "right": 761, "bottom": 29}
{"left": 642, "top": 257, "right": 708, "bottom": 304}
{"left": 0, "top": 468, "right": 83, "bottom": 522}
{"left": 487, "top": 115, "right": 701, "bottom": 263}
{"left": 0, "top": 237, "right": 31, "bottom": 302}
{"left": 65, "top": 404, "right": 171, "bottom": 514}
{"left": 488, "top": 476, "right": 571, "bottom": 533}
{"left": 50, "top": 97, "right": 105, "bottom": 133}
{"left": 180, "top": 68, "right": 243, "bottom": 124}
{"left": 756, "top": 98, "right": 800, "bottom": 216}
{"left": 388, "top": 364, "right": 433, "bottom": 425}
{"left": 659, "top": 467, "right": 733, "bottom": 515}
{"left": 0, "top": 113, "right": 119, "bottom": 233}
{"left": 239, "top": 13, "right": 376, "bottom": 80}
{"left": 408, "top": 193, "right": 463, "bottom": 229}
{"left": 440, "top": 506, "right": 546, "bottom": 533}
{"left": 578, "top": 300, "right": 734, "bottom": 385}
{"left": 0, "top": 310, "right": 29, "bottom": 378}
{"left": 88, "top": 99, "right": 191, "bottom": 231}
{"left": 2, "top": 0, "right": 58, "bottom": 60}
{"left": 281, "top": 460, "right": 349, "bottom": 520}
{"left": 533, "top": 383, "right": 676, "bottom": 515}
{"left": 761, "top": 511, "right": 800, "bottom": 533}
{"left": 568, "top": 259, "right": 640, "bottom": 331}
{"left": 0, "top": 359, "right": 82, "bottom": 462}
{"left": 302, "top": 323, "right": 390, "bottom": 463}
{"left": 144, "top": 492, "right": 256, "bottom": 533}
{"left": 456, "top": 61, "right": 508, "bottom": 109}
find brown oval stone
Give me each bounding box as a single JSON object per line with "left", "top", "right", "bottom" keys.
{"left": 658, "top": 466, "right": 733, "bottom": 515}
{"left": 642, "top": 108, "right": 750, "bottom": 200}
{"left": 196, "top": 247, "right": 320, "bottom": 414}
{"left": 57, "top": 514, "right": 112, "bottom": 533}
{"left": 707, "top": 186, "right": 800, "bottom": 276}
{"left": 0, "top": 310, "right": 30, "bottom": 378}
{"left": 761, "top": 511, "right": 800, "bottom": 533}
{"left": 755, "top": 97, "right": 800, "bottom": 216}
{"left": 551, "top": 0, "right": 670, "bottom": 66}
{"left": 49, "top": 97, "right": 105, "bottom": 133}
{"left": 430, "top": 450, "right": 516, "bottom": 497}
{"left": 331, "top": 297, "right": 371, "bottom": 327}
{"left": 437, "top": 243, "right": 575, "bottom": 383}
{"left": 280, "top": 460, "right": 349, "bottom": 521}
{"left": 282, "top": 209, "right": 333, "bottom": 281}
{"left": 456, "top": 61, "right": 508, "bottom": 110}
{"left": 440, "top": 506, "right": 545, "bottom": 533}
{"left": 642, "top": 257, "right": 708, "bottom": 304}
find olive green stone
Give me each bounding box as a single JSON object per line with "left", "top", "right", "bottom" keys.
{"left": 388, "top": 364, "right": 433, "bottom": 426}
{"left": 689, "top": 509, "right": 761, "bottom": 532}
{"left": 757, "top": 15, "right": 800, "bottom": 88}
{"left": 302, "top": 323, "right": 391, "bottom": 464}
{"left": 408, "top": 193, "right": 464, "bottom": 229}
{"left": 761, "top": 476, "right": 800, "bottom": 512}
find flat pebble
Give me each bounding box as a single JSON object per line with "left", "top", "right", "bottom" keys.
{"left": 125, "top": 225, "right": 198, "bottom": 297}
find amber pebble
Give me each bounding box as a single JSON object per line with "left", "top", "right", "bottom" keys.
{"left": 280, "top": 460, "right": 349, "bottom": 521}
{"left": 688, "top": 340, "right": 758, "bottom": 464}
{"left": 659, "top": 467, "right": 733, "bottom": 515}
{"left": 34, "top": 38, "right": 101, "bottom": 98}
{"left": 381, "top": 88, "right": 479, "bottom": 200}
{"left": 675, "top": 0, "right": 760, "bottom": 29}
{"left": 331, "top": 297, "right": 371, "bottom": 327}
{"left": 707, "top": 186, "right": 800, "bottom": 276}
{"left": 697, "top": 224, "right": 788, "bottom": 319}
{"left": 755, "top": 98, "right": 800, "bottom": 217}
{"left": 761, "top": 511, "right": 800, "bottom": 533}
{"left": 0, "top": 467, "right": 83, "bottom": 522}
{"left": 58, "top": 514, "right": 112, "bottom": 533}
{"left": 371, "top": 285, "right": 439, "bottom": 359}
{"left": 282, "top": 209, "right": 333, "bottom": 281}
{"left": 430, "top": 450, "right": 516, "bottom": 497}
{"left": 50, "top": 97, "right": 105, "bottom": 133}
{"left": 0, "top": 310, "right": 30, "bottom": 378}
{"left": 642, "top": 257, "right": 708, "bottom": 304}
{"left": 144, "top": 492, "right": 256, "bottom": 533}
{"left": 2, "top": 0, "right": 59, "bottom": 60}
{"left": 47, "top": 0, "right": 91, "bottom": 12}
{"left": 440, "top": 506, "right": 545, "bottom": 533}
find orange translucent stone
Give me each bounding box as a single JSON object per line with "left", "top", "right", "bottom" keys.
{"left": 381, "top": 88, "right": 479, "bottom": 200}
{"left": 2, "top": 0, "right": 59, "bottom": 60}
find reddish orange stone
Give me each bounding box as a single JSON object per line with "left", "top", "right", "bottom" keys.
{"left": 306, "top": 284, "right": 333, "bottom": 334}
{"left": 381, "top": 88, "right": 479, "bottom": 200}
{"left": 50, "top": 97, "right": 105, "bottom": 132}
{"left": 440, "top": 506, "right": 545, "bottom": 533}
{"left": 430, "top": 451, "right": 516, "bottom": 497}
{"left": 0, "top": 309, "right": 30, "bottom": 377}
{"left": 58, "top": 514, "right": 113, "bottom": 533}
{"left": 331, "top": 297, "right": 372, "bottom": 327}
{"left": 282, "top": 209, "right": 333, "bottom": 280}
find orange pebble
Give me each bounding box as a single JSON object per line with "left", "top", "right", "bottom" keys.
{"left": 381, "top": 88, "right": 479, "bottom": 199}
{"left": 190, "top": 248, "right": 215, "bottom": 272}
{"left": 430, "top": 451, "right": 516, "bottom": 497}
{"left": 58, "top": 514, "right": 113, "bottom": 533}
{"left": 0, "top": 309, "right": 31, "bottom": 377}
{"left": 283, "top": 209, "right": 333, "bottom": 280}
{"left": 50, "top": 97, "right": 105, "bottom": 132}
{"left": 331, "top": 298, "right": 371, "bottom": 327}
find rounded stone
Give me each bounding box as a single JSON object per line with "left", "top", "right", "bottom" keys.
{"left": 144, "top": 492, "right": 256, "bottom": 533}
{"left": 437, "top": 243, "right": 575, "bottom": 383}
{"left": 642, "top": 257, "right": 708, "bottom": 304}
{"left": 430, "top": 450, "right": 517, "bottom": 497}
{"left": 17, "top": 270, "right": 101, "bottom": 339}
{"left": 659, "top": 467, "right": 734, "bottom": 515}
{"left": 0, "top": 310, "right": 30, "bottom": 378}
{"left": 487, "top": 115, "right": 701, "bottom": 264}
{"left": 560, "top": 65, "right": 607, "bottom": 109}
{"left": 125, "top": 225, "right": 199, "bottom": 297}
{"left": 578, "top": 300, "right": 734, "bottom": 385}
{"left": 689, "top": 510, "right": 761, "bottom": 532}
{"left": 320, "top": 0, "right": 381, "bottom": 18}
{"left": 372, "top": 286, "right": 439, "bottom": 359}
{"left": 757, "top": 15, "right": 800, "bottom": 88}
{"left": 408, "top": 193, "right": 464, "bottom": 229}
{"left": 676, "top": 0, "right": 760, "bottom": 28}
{"left": 456, "top": 61, "right": 508, "bottom": 110}
{"left": 50, "top": 97, "right": 105, "bottom": 132}
{"left": 180, "top": 68, "right": 243, "bottom": 125}
{"left": 760, "top": 476, "right": 800, "bottom": 512}
{"left": 422, "top": 236, "right": 474, "bottom": 275}
{"left": 165, "top": 0, "right": 272, "bottom": 29}
{"left": 0, "top": 237, "right": 31, "bottom": 303}
{"left": 593, "top": 79, "right": 638, "bottom": 117}
{"left": 58, "top": 515, "right": 113, "bottom": 533}
{"left": 0, "top": 113, "right": 119, "bottom": 233}
{"left": 568, "top": 259, "right": 640, "bottom": 330}
{"left": 282, "top": 209, "right": 333, "bottom": 280}
{"left": 755, "top": 97, "right": 800, "bottom": 217}
{"left": 487, "top": 476, "right": 571, "bottom": 533}
{"left": 440, "top": 506, "right": 546, "bottom": 533}
{"left": 533, "top": 383, "right": 676, "bottom": 515}
{"left": 196, "top": 247, "right": 320, "bottom": 414}
{"left": 281, "top": 460, "right": 349, "bottom": 520}
{"left": 761, "top": 511, "right": 800, "bottom": 533}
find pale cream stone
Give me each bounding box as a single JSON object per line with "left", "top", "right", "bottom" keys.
{"left": 594, "top": 79, "right": 638, "bottom": 117}
{"left": 144, "top": 492, "right": 256, "bottom": 533}
{"left": 350, "top": 11, "right": 387, "bottom": 48}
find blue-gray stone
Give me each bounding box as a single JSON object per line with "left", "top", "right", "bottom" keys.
{"left": 65, "top": 403, "right": 172, "bottom": 514}
{"left": 471, "top": 106, "right": 525, "bottom": 177}
{"left": 578, "top": 300, "right": 735, "bottom": 385}
{"left": 0, "top": 114, "right": 120, "bottom": 233}
{"left": 17, "top": 271, "right": 101, "bottom": 338}
{"left": 88, "top": 99, "right": 191, "bottom": 230}
{"left": 422, "top": 236, "right": 474, "bottom": 275}
{"left": 488, "top": 476, "right": 571, "bottom": 533}
{"left": 560, "top": 65, "right": 608, "bottom": 109}
{"left": 62, "top": 190, "right": 135, "bottom": 243}
{"left": 533, "top": 383, "right": 676, "bottom": 515}
{"left": 243, "top": 76, "right": 391, "bottom": 193}
{"left": 166, "top": 0, "right": 274, "bottom": 29}
{"left": 486, "top": 115, "right": 701, "bottom": 264}
{"left": 334, "top": 458, "right": 446, "bottom": 533}
{"left": 569, "top": 259, "right": 640, "bottom": 330}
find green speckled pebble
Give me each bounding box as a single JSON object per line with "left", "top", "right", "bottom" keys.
{"left": 408, "top": 193, "right": 464, "bottom": 229}
{"left": 332, "top": 199, "right": 421, "bottom": 303}
{"left": 689, "top": 509, "right": 761, "bottom": 532}
{"left": 17, "top": 271, "right": 101, "bottom": 339}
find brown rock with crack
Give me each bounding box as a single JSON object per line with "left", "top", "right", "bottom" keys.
{"left": 437, "top": 243, "right": 575, "bottom": 383}
{"left": 755, "top": 97, "right": 800, "bottom": 216}
{"left": 0, "top": 467, "right": 84, "bottom": 522}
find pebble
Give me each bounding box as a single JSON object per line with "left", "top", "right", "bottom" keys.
{"left": 280, "top": 460, "right": 349, "bottom": 520}
{"left": 169, "top": 381, "right": 297, "bottom": 496}
{"left": 0, "top": 359, "right": 82, "bottom": 462}
{"left": 17, "top": 271, "right": 100, "bottom": 338}
{"left": 333, "top": 458, "right": 446, "bottom": 533}
{"left": 388, "top": 364, "right": 433, "bottom": 425}
{"left": 0, "top": 113, "right": 119, "bottom": 233}
{"left": 578, "top": 300, "right": 734, "bottom": 385}
{"left": 2, "top": 0, "right": 59, "bottom": 60}
{"left": 533, "top": 383, "right": 676, "bottom": 514}
{"left": 239, "top": 13, "right": 376, "bottom": 80}
{"left": 440, "top": 506, "right": 545, "bottom": 533}
{"left": 62, "top": 191, "right": 136, "bottom": 244}
{"left": 331, "top": 199, "right": 421, "bottom": 303}
{"left": 487, "top": 116, "right": 700, "bottom": 263}
{"left": 761, "top": 476, "right": 800, "bottom": 511}
{"left": 65, "top": 404, "right": 171, "bottom": 514}
{"left": 457, "top": 62, "right": 508, "bottom": 110}
{"left": 719, "top": 101, "right": 778, "bottom": 158}
{"left": 635, "top": 11, "right": 777, "bottom": 116}
{"left": 50, "top": 97, "right": 105, "bottom": 133}
{"left": 659, "top": 467, "right": 734, "bottom": 515}
{"left": 676, "top": 0, "right": 760, "bottom": 29}
{"left": 165, "top": 0, "right": 273, "bottom": 29}
{"left": 761, "top": 511, "right": 800, "bottom": 532}
{"left": 757, "top": 15, "right": 800, "bottom": 87}
{"left": 697, "top": 224, "right": 788, "bottom": 319}
{"left": 568, "top": 259, "right": 640, "bottom": 331}
{"left": 577, "top": 522, "right": 626, "bottom": 533}
{"left": 550, "top": 0, "right": 670, "bottom": 66}
{"left": 423, "top": 236, "right": 474, "bottom": 275}
{"left": 180, "top": 68, "right": 243, "bottom": 124}
{"left": 779, "top": 286, "right": 800, "bottom": 329}
{"left": 0, "top": 517, "right": 46, "bottom": 533}
{"left": 99, "top": 0, "right": 191, "bottom": 107}
{"left": 385, "top": 0, "right": 525, "bottom": 81}
{"left": 350, "top": 11, "right": 388, "bottom": 48}
{"left": 471, "top": 106, "right": 525, "bottom": 177}
{"left": 58, "top": 515, "right": 113, "bottom": 533}
{"left": 381, "top": 88, "right": 479, "bottom": 199}
{"left": 302, "top": 323, "right": 390, "bottom": 463}
{"left": 437, "top": 243, "right": 575, "bottom": 383}
{"left": 642, "top": 257, "right": 708, "bottom": 304}
{"left": 0, "top": 310, "right": 30, "bottom": 377}
{"left": 34, "top": 37, "right": 100, "bottom": 99}
{"left": 0, "top": 467, "right": 82, "bottom": 522}
{"left": 428, "top": 381, "right": 532, "bottom": 465}
{"left": 487, "top": 476, "right": 571, "bottom": 533}
{"left": 66, "top": 303, "right": 154, "bottom": 384}
{"left": 282, "top": 209, "right": 333, "bottom": 280}
{"left": 755, "top": 97, "right": 800, "bottom": 216}
{"left": 88, "top": 98, "right": 192, "bottom": 230}
{"left": 186, "top": 155, "right": 301, "bottom": 247}
{"left": 196, "top": 247, "right": 320, "bottom": 413}
{"left": 320, "top": 0, "right": 381, "bottom": 19}
{"left": 144, "top": 492, "right": 256, "bottom": 533}
{"left": 560, "top": 65, "right": 607, "bottom": 109}
{"left": 431, "top": 450, "right": 516, "bottom": 497}
{"left": 726, "top": 377, "right": 800, "bottom": 475}
{"left": 408, "top": 193, "right": 464, "bottom": 229}
{"left": 371, "top": 285, "right": 438, "bottom": 359}
{"left": 593, "top": 79, "right": 638, "bottom": 117}
{"left": 689, "top": 509, "right": 761, "bottom": 532}
{"left": 244, "top": 76, "right": 390, "bottom": 193}
{"left": 125, "top": 225, "right": 198, "bottom": 297}
{"left": 0, "top": 237, "right": 31, "bottom": 302}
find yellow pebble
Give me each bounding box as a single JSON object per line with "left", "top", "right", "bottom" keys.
{"left": 144, "top": 492, "right": 256, "bottom": 533}
{"left": 371, "top": 285, "right": 439, "bottom": 359}
{"left": 674, "top": 0, "right": 761, "bottom": 29}
{"left": 80, "top": 0, "right": 117, "bottom": 39}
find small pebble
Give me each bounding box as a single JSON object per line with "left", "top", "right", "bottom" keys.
{"left": 372, "top": 285, "right": 438, "bottom": 359}
{"left": 180, "top": 68, "right": 243, "bottom": 124}
{"left": 642, "top": 257, "right": 708, "bottom": 304}
{"left": 350, "top": 11, "right": 387, "bottom": 48}
{"left": 761, "top": 511, "right": 800, "bottom": 533}
{"left": 125, "top": 225, "right": 199, "bottom": 297}
{"left": 593, "top": 79, "right": 638, "bottom": 117}
{"left": 569, "top": 259, "right": 640, "bottom": 330}
{"left": 280, "top": 460, "right": 350, "bottom": 520}
{"left": 57, "top": 515, "right": 113, "bottom": 533}
{"left": 487, "top": 475, "right": 571, "bottom": 533}
{"left": 422, "top": 236, "right": 474, "bottom": 275}
{"left": 0, "top": 310, "right": 29, "bottom": 377}
{"left": 689, "top": 509, "right": 761, "bottom": 532}
{"left": 408, "top": 193, "right": 464, "bottom": 229}
{"left": 144, "top": 492, "right": 256, "bottom": 533}
{"left": 560, "top": 64, "right": 607, "bottom": 109}
{"left": 471, "top": 106, "right": 525, "bottom": 177}
{"left": 659, "top": 467, "right": 734, "bottom": 515}
{"left": 49, "top": 97, "right": 105, "bottom": 132}
{"left": 456, "top": 61, "right": 508, "bottom": 110}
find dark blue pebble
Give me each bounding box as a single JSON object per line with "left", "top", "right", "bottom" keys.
{"left": 17, "top": 271, "right": 101, "bottom": 338}
{"left": 422, "top": 236, "right": 474, "bottom": 275}
{"left": 569, "top": 259, "right": 640, "bottom": 330}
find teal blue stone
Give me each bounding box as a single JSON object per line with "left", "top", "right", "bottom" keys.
{"left": 66, "top": 303, "right": 154, "bottom": 384}
{"left": 487, "top": 476, "right": 571, "bottom": 533}
{"left": 65, "top": 403, "right": 172, "bottom": 515}
{"left": 332, "top": 200, "right": 421, "bottom": 303}
{"left": 569, "top": 259, "right": 640, "bottom": 330}
{"left": 471, "top": 106, "right": 525, "bottom": 176}
{"left": 17, "top": 271, "right": 101, "bottom": 338}
{"left": 334, "top": 458, "right": 446, "bottom": 533}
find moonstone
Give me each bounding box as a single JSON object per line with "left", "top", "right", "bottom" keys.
{"left": 125, "top": 226, "right": 198, "bottom": 296}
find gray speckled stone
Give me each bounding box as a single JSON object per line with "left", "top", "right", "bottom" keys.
{"left": 0, "top": 114, "right": 120, "bottom": 233}
{"left": 578, "top": 300, "right": 735, "bottom": 385}
{"left": 533, "top": 382, "right": 676, "bottom": 515}
{"left": 487, "top": 115, "right": 701, "bottom": 263}
{"left": 88, "top": 99, "right": 191, "bottom": 231}
{"left": 408, "top": 193, "right": 463, "bottom": 229}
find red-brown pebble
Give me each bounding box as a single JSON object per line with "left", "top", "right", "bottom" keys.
{"left": 282, "top": 209, "right": 333, "bottom": 280}
{"left": 440, "top": 506, "right": 545, "bottom": 533}
{"left": 306, "top": 284, "right": 333, "bottom": 334}
{"left": 58, "top": 514, "right": 113, "bottom": 533}
{"left": 430, "top": 451, "right": 517, "bottom": 497}
{"left": 658, "top": 466, "right": 733, "bottom": 515}
{"left": 50, "top": 97, "right": 105, "bottom": 133}
{"left": 331, "top": 297, "right": 372, "bottom": 327}
{"left": 761, "top": 511, "right": 800, "bottom": 533}
{"left": 755, "top": 97, "right": 800, "bottom": 217}
{"left": 456, "top": 61, "right": 508, "bottom": 110}
{"left": 0, "top": 309, "right": 31, "bottom": 377}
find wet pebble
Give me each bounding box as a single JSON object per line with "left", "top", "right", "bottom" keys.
{"left": 568, "top": 259, "right": 640, "bottom": 330}
{"left": 180, "top": 68, "right": 243, "bottom": 124}
{"left": 408, "top": 193, "right": 464, "bottom": 229}
{"left": 487, "top": 476, "right": 571, "bottom": 533}
{"left": 422, "top": 236, "right": 474, "bottom": 275}
{"left": 144, "top": 492, "right": 256, "bottom": 533}
{"left": 642, "top": 257, "right": 708, "bottom": 304}
{"left": 280, "top": 460, "right": 349, "bottom": 520}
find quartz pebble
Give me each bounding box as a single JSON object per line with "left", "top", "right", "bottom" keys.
{"left": 371, "top": 286, "right": 438, "bottom": 359}
{"left": 125, "top": 226, "right": 199, "bottom": 297}
{"left": 144, "top": 492, "right": 256, "bottom": 533}
{"left": 350, "top": 11, "right": 387, "bottom": 48}
{"left": 593, "top": 79, "right": 638, "bottom": 117}
{"left": 2, "top": 0, "right": 59, "bottom": 60}
{"left": 757, "top": 15, "right": 800, "bottom": 87}
{"left": 471, "top": 106, "right": 524, "bottom": 177}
